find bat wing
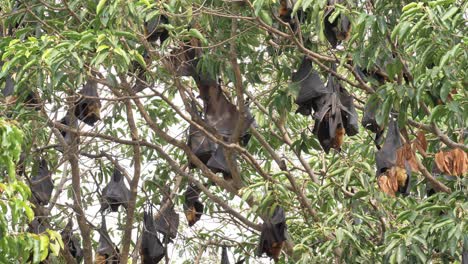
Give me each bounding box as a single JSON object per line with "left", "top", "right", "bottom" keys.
{"left": 375, "top": 117, "right": 401, "bottom": 174}
{"left": 183, "top": 185, "right": 204, "bottom": 226}
{"left": 154, "top": 203, "right": 180, "bottom": 240}
{"left": 142, "top": 211, "right": 165, "bottom": 263}
{"left": 74, "top": 79, "right": 101, "bottom": 126}
{"left": 338, "top": 87, "right": 359, "bottom": 136}
{"left": 188, "top": 124, "right": 217, "bottom": 166}
{"left": 207, "top": 146, "right": 231, "bottom": 177}
{"left": 2, "top": 74, "right": 15, "bottom": 96}
{"left": 256, "top": 206, "right": 287, "bottom": 260}
{"left": 31, "top": 159, "right": 54, "bottom": 205}
{"left": 97, "top": 216, "right": 116, "bottom": 256}
{"left": 221, "top": 246, "right": 230, "bottom": 264}
{"left": 102, "top": 168, "right": 130, "bottom": 212}
{"left": 146, "top": 13, "right": 169, "bottom": 43}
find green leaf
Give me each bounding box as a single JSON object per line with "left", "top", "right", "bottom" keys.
{"left": 188, "top": 29, "right": 207, "bottom": 46}
{"left": 96, "top": 0, "right": 107, "bottom": 15}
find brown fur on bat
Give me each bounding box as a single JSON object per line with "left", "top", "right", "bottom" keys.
{"left": 183, "top": 184, "right": 204, "bottom": 227}
{"left": 74, "top": 79, "right": 101, "bottom": 126}
{"left": 323, "top": 0, "right": 351, "bottom": 48}
{"left": 257, "top": 206, "right": 288, "bottom": 262}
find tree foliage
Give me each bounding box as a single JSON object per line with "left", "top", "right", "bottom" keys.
{"left": 0, "top": 0, "right": 467, "bottom": 263}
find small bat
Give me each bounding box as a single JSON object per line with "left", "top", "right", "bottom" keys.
{"left": 323, "top": 0, "right": 351, "bottom": 48}
{"left": 183, "top": 184, "right": 204, "bottom": 227}
{"left": 100, "top": 168, "right": 130, "bottom": 212}
{"left": 312, "top": 73, "right": 358, "bottom": 153}
{"left": 154, "top": 199, "right": 180, "bottom": 241}
{"left": 221, "top": 246, "right": 230, "bottom": 264}
{"left": 293, "top": 56, "right": 328, "bottom": 116}
{"left": 30, "top": 159, "right": 54, "bottom": 206}
{"left": 96, "top": 215, "right": 120, "bottom": 263}
{"left": 74, "top": 79, "right": 101, "bottom": 126}
{"left": 256, "top": 206, "right": 288, "bottom": 262}
{"left": 141, "top": 209, "right": 165, "bottom": 264}
{"left": 145, "top": 9, "right": 169, "bottom": 43}
{"left": 61, "top": 219, "right": 83, "bottom": 263}
{"left": 187, "top": 112, "right": 217, "bottom": 169}
{"left": 375, "top": 117, "right": 411, "bottom": 196}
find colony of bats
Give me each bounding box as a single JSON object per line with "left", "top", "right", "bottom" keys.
{"left": 0, "top": 1, "right": 466, "bottom": 263}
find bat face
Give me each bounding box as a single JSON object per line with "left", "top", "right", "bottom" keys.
{"left": 74, "top": 80, "right": 101, "bottom": 126}
{"left": 183, "top": 185, "right": 204, "bottom": 226}
{"left": 257, "top": 206, "right": 287, "bottom": 261}
{"left": 101, "top": 168, "right": 130, "bottom": 213}
{"left": 30, "top": 159, "right": 54, "bottom": 206}
{"left": 141, "top": 211, "right": 165, "bottom": 263}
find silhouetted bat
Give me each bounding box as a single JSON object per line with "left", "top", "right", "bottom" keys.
{"left": 154, "top": 199, "right": 179, "bottom": 241}
{"left": 29, "top": 218, "right": 47, "bottom": 234}
{"left": 141, "top": 210, "right": 165, "bottom": 264}
{"left": 375, "top": 117, "right": 411, "bottom": 196}
{"left": 74, "top": 79, "right": 101, "bottom": 126}
{"left": 100, "top": 168, "right": 130, "bottom": 212}
{"left": 312, "top": 73, "right": 358, "bottom": 153}
{"left": 256, "top": 206, "right": 287, "bottom": 262}
{"left": 293, "top": 57, "right": 328, "bottom": 116}
{"left": 183, "top": 184, "right": 204, "bottom": 227}
{"left": 323, "top": 0, "right": 351, "bottom": 48}
{"left": 58, "top": 113, "right": 78, "bottom": 145}
{"left": 30, "top": 159, "right": 54, "bottom": 206}
{"left": 96, "top": 215, "right": 120, "bottom": 264}
{"left": 145, "top": 8, "right": 169, "bottom": 43}
{"left": 61, "top": 219, "right": 83, "bottom": 263}
{"left": 221, "top": 246, "right": 230, "bottom": 264}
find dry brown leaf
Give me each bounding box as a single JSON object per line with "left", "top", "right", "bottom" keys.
{"left": 414, "top": 131, "right": 427, "bottom": 155}
{"left": 397, "top": 143, "right": 418, "bottom": 172}
{"left": 435, "top": 148, "right": 468, "bottom": 176}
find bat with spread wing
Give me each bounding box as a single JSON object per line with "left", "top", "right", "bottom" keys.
{"left": 154, "top": 197, "right": 179, "bottom": 242}
{"left": 375, "top": 117, "right": 411, "bottom": 197}
{"left": 30, "top": 159, "right": 54, "bottom": 206}
{"left": 141, "top": 209, "right": 165, "bottom": 264}
{"left": 100, "top": 167, "right": 130, "bottom": 212}
{"left": 323, "top": 0, "right": 351, "bottom": 48}
{"left": 74, "top": 79, "right": 101, "bottom": 126}
{"left": 293, "top": 56, "right": 329, "bottom": 116}
{"left": 256, "top": 206, "right": 288, "bottom": 262}
{"left": 95, "top": 215, "right": 120, "bottom": 264}
{"left": 312, "top": 72, "right": 359, "bottom": 153}
{"left": 61, "top": 219, "right": 83, "bottom": 263}
{"left": 183, "top": 184, "right": 204, "bottom": 227}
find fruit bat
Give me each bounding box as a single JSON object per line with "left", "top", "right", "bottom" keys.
{"left": 323, "top": 0, "right": 351, "bottom": 48}
{"left": 100, "top": 168, "right": 130, "bottom": 212}
{"left": 30, "top": 159, "right": 54, "bottom": 206}
{"left": 1, "top": 70, "right": 40, "bottom": 109}
{"left": 256, "top": 206, "right": 287, "bottom": 262}
{"left": 312, "top": 73, "right": 359, "bottom": 153}
{"left": 145, "top": 8, "right": 169, "bottom": 43}
{"left": 141, "top": 209, "right": 165, "bottom": 264}
{"left": 154, "top": 199, "right": 180, "bottom": 241}
{"left": 221, "top": 246, "right": 230, "bottom": 264}
{"left": 375, "top": 118, "right": 411, "bottom": 196}
{"left": 96, "top": 215, "right": 120, "bottom": 264}
{"left": 183, "top": 184, "right": 204, "bottom": 227}
{"left": 29, "top": 218, "right": 47, "bottom": 234}
{"left": 293, "top": 57, "right": 329, "bottom": 116}
{"left": 361, "top": 99, "right": 384, "bottom": 145}
{"left": 74, "top": 79, "right": 101, "bottom": 126}
{"left": 58, "top": 113, "right": 78, "bottom": 145}
{"left": 278, "top": 0, "right": 304, "bottom": 31}
{"left": 187, "top": 113, "right": 217, "bottom": 169}
{"left": 61, "top": 219, "right": 83, "bottom": 263}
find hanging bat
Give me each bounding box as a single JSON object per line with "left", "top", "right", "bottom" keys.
{"left": 375, "top": 117, "right": 411, "bottom": 197}
{"left": 361, "top": 99, "right": 384, "bottom": 146}
{"left": 256, "top": 206, "right": 288, "bottom": 262}
{"left": 100, "top": 168, "right": 130, "bottom": 212}
{"left": 74, "top": 79, "right": 101, "bottom": 126}
{"left": 2, "top": 71, "right": 41, "bottom": 109}
{"left": 323, "top": 0, "right": 351, "bottom": 48}
{"left": 29, "top": 218, "right": 47, "bottom": 234}
{"left": 145, "top": 8, "right": 169, "bottom": 43}
{"left": 61, "top": 219, "right": 83, "bottom": 263}
{"left": 293, "top": 56, "right": 329, "bottom": 116}
{"left": 141, "top": 209, "right": 165, "bottom": 264}
{"left": 278, "top": 0, "right": 305, "bottom": 31}
{"left": 187, "top": 111, "right": 217, "bottom": 169}
{"left": 30, "top": 159, "right": 54, "bottom": 206}
{"left": 95, "top": 215, "right": 120, "bottom": 264}
{"left": 221, "top": 246, "right": 230, "bottom": 264}
{"left": 154, "top": 199, "right": 180, "bottom": 242}
{"left": 312, "top": 73, "right": 359, "bottom": 153}
{"left": 58, "top": 113, "right": 78, "bottom": 145}
{"left": 183, "top": 184, "right": 204, "bottom": 227}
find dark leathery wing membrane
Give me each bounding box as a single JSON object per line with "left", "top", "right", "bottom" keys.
{"left": 61, "top": 219, "right": 83, "bottom": 263}
{"left": 154, "top": 199, "right": 179, "bottom": 241}
{"left": 221, "top": 246, "right": 230, "bottom": 264}
{"left": 183, "top": 184, "right": 204, "bottom": 227}
{"left": 145, "top": 6, "right": 169, "bottom": 43}
{"left": 101, "top": 167, "right": 130, "bottom": 212}
{"left": 96, "top": 215, "right": 120, "bottom": 263}
{"left": 141, "top": 209, "right": 165, "bottom": 264}
{"left": 74, "top": 79, "right": 101, "bottom": 126}
{"left": 256, "top": 206, "right": 288, "bottom": 262}
{"left": 58, "top": 113, "right": 78, "bottom": 145}
{"left": 323, "top": 0, "right": 351, "bottom": 48}
{"left": 30, "top": 159, "right": 54, "bottom": 205}
{"left": 187, "top": 115, "right": 217, "bottom": 169}
{"left": 293, "top": 56, "right": 328, "bottom": 116}
{"left": 338, "top": 86, "right": 359, "bottom": 136}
